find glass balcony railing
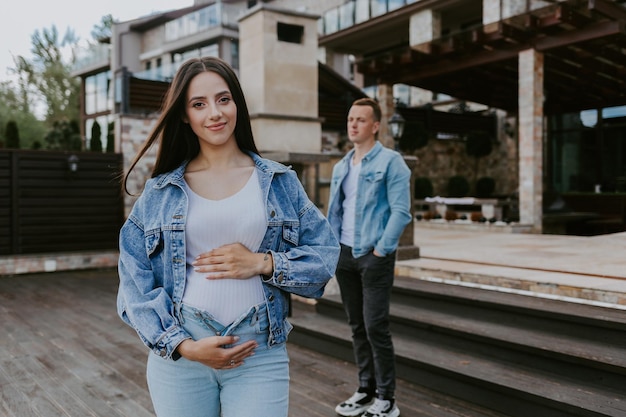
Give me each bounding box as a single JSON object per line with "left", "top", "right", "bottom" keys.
{"left": 165, "top": 2, "right": 244, "bottom": 42}
{"left": 73, "top": 3, "right": 245, "bottom": 76}
{"left": 72, "top": 42, "right": 111, "bottom": 74}
{"left": 320, "top": 0, "right": 418, "bottom": 36}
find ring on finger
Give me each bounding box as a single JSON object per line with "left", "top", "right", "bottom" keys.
{"left": 229, "top": 360, "right": 235, "bottom": 366}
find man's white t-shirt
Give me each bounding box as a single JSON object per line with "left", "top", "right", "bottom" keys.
{"left": 340, "top": 160, "right": 361, "bottom": 247}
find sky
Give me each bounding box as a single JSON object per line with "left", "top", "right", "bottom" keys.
{"left": 1, "top": 0, "right": 194, "bottom": 82}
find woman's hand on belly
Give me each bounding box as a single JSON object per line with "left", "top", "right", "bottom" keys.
{"left": 175, "top": 335, "right": 257, "bottom": 369}
{"left": 193, "top": 243, "right": 273, "bottom": 279}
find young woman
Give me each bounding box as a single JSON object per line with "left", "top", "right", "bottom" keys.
{"left": 117, "top": 56, "right": 339, "bottom": 417}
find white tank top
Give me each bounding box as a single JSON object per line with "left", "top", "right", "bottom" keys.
{"left": 340, "top": 160, "right": 361, "bottom": 247}
{"left": 182, "top": 169, "right": 266, "bottom": 325}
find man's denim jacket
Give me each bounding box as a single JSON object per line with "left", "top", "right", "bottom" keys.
{"left": 117, "top": 152, "right": 340, "bottom": 360}
{"left": 327, "top": 141, "right": 412, "bottom": 258}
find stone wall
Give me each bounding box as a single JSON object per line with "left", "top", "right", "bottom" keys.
{"left": 409, "top": 129, "right": 518, "bottom": 198}
{"left": 119, "top": 115, "right": 159, "bottom": 216}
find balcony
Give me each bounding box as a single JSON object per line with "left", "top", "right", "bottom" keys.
{"left": 319, "top": 0, "right": 418, "bottom": 36}
{"left": 72, "top": 42, "right": 111, "bottom": 75}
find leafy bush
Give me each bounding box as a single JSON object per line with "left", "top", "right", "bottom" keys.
{"left": 447, "top": 175, "right": 470, "bottom": 197}
{"left": 5, "top": 120, "right": 20, "bottom": 148}
{"left": 414, "top": 177, "right": 434, "bottom": 199}
{"left": 91, "top": 121, "right": 102, "bottom": 152}
{"left": 476, "top": 177, "right": 496, "bottom": 197}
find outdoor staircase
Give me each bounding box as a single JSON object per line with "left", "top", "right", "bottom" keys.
{"left": 288, "top": 275, "right": 626, "bottom": 417}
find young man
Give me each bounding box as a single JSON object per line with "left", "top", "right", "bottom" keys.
{"left": 327, "top": 98, "right": 412, "bottom": 417}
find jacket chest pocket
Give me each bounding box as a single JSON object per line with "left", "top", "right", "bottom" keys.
{"left": 266, "top": 221, "right": 300, "bottom": 251}
{"left": 145, "top": 229, "right": 163, "bottom": 258}
{"left": 282, "top": 223, "right": 299, "bottom": 246}
{"left": 363, "top": 171, "right": 386, "bottom": 196}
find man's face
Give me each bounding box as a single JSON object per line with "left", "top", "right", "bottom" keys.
{"left": 347, "top": 105, "right": 379, "bottom": 145}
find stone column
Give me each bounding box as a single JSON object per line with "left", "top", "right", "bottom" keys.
{"left": 377, "top": 83, "right": 396, "bottom": 150}
{"left": 518, "top": 49, "right": 544, "bottom": 233}
{"left": 238, "top": 5, "right": 322, "bottom": 153}
{"left": 398, "top": 155, "right": 420, "bottom": 260}
{"left": 409, "top": 9, "right": 441, "bottom": 53}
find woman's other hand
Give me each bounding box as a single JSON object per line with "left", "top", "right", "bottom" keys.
{"left": 175, "top": 336, "right": 257, "bottom": 369}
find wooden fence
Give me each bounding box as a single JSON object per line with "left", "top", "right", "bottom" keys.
{"left": 0, "top": 150, "right": 124, "bottom": 255}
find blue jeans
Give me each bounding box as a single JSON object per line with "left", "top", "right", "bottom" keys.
{"left": 146, "top": 303, "right": 290, "bottom": 417}
{"left": 336, "top": 244, "right": 396, "bottom": 398}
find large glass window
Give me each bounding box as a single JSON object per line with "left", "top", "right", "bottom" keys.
{"left": 549, "top": 105, "right": 626, "bottom": 193}
{"left": 85, "top": 71, "right": 112, "bottom": 115}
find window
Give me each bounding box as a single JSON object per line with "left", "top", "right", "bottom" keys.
{"left": 277, "top": 22, "right": 304, "bottom": 44}
{"left": 549, "top": 107, "right": 626, "bottom": 193}
{"left": 85, "top": 71, "right": 112, "bottom": 115}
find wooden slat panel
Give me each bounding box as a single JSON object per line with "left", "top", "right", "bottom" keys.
{"left": 0, "top": 152, "right": 11, "bottom": 255}
{"left": 1, "top": 150, "right": 124, "bottom": 255}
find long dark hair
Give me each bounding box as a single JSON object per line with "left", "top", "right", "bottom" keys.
{"left": 123, "top": 56, "right": 259, "bottom": 194}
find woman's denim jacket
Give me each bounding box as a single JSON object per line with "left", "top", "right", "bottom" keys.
{"left": 117, "top": 152, "right": 340, "bottom": 360}
{"left": 327, "top": 141, "right": 412, "bottom": 258}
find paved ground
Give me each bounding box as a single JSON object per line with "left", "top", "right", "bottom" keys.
{"left": 395, "top": 224, "right": 626, "bottom": 307}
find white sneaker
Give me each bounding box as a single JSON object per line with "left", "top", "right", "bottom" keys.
{"left": 335, "top": 391, "right": 375, "bottom": 416}
{"left": 363, "top": 397, "right": 400, "bottom": 417}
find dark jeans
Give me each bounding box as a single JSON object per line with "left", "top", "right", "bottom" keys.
{"left": 336, "top": 244, "right": 396, "bottom": 398}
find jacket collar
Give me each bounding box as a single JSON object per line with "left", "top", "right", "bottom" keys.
{"left": 343, "top": 140, "right": 383, "bottom": 164}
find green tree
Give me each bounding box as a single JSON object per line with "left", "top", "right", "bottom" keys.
{"left": 0, "top": 80, "right": 46, "bottom": 148}
{"left": 91, "top": 14, "right": 114, "bottom": 41}
{"left": 0, "top": 16, "right": 111, "bottom": 150}
{"left": 90, "top": 121, "right": 102, "bottom": 152}
{"left": 44, "top": 120, "right": 82, "bottom": 151}
{"left": 5, "top": 120, "right": 20, "bottom": 148}
{"left": 14, "top": 25, "right": 80, "bottom": 125}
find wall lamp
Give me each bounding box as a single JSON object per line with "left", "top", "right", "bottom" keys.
{"left": 67, "top": 155, "right": 80, "bottom": 173}
{"left": 388, "top": 110, "right": 405, "bottom": 151}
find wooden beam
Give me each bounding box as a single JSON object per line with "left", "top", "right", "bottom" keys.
{"left": 588, "top": 0, "right": 626, "bottom": 20}
{"left": 534, "top": 20, "right": 626, "bottom": 50}
{"left": 554, "top": 4, "right": 593, "bottom": 29}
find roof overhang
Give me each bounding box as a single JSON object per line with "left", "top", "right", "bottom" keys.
{"left": 320, "top": 0, "right": 626, "bottom": 115}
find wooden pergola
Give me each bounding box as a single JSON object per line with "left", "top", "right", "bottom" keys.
{"left": 319, "top": 0, "right": 626, "bottom": 115}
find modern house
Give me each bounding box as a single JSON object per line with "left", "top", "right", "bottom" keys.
{"left": 71, "top": 0, "right": 626, "bottom": 235}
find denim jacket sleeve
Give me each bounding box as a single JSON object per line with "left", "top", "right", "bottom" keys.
{"left": 375, "top": 153, "right": 412, "bottom": 256}
{"left": 259, "top": 169, "right": 340, "bottom": 299}
{"left": 117, "top": 184, "right": 191, "bottom": 360}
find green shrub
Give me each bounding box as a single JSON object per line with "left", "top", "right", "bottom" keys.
{"left": 5, "top": 120, "right": 20, "bottom": 149}
{"left": 91, "top": 121, "right": 102, "bottom": 152}
{"left": 414, "top": 177, "right": 434, "bottom": 198}
{"left": 447, "top": 175, "right": 470, "bottom": 197}
{"left": 476, "top": 177, "right": 496, "bottom": 197}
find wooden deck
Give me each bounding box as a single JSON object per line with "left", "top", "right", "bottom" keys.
{"left": 0, "top": 268, "right": 505, "bottom": 417}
